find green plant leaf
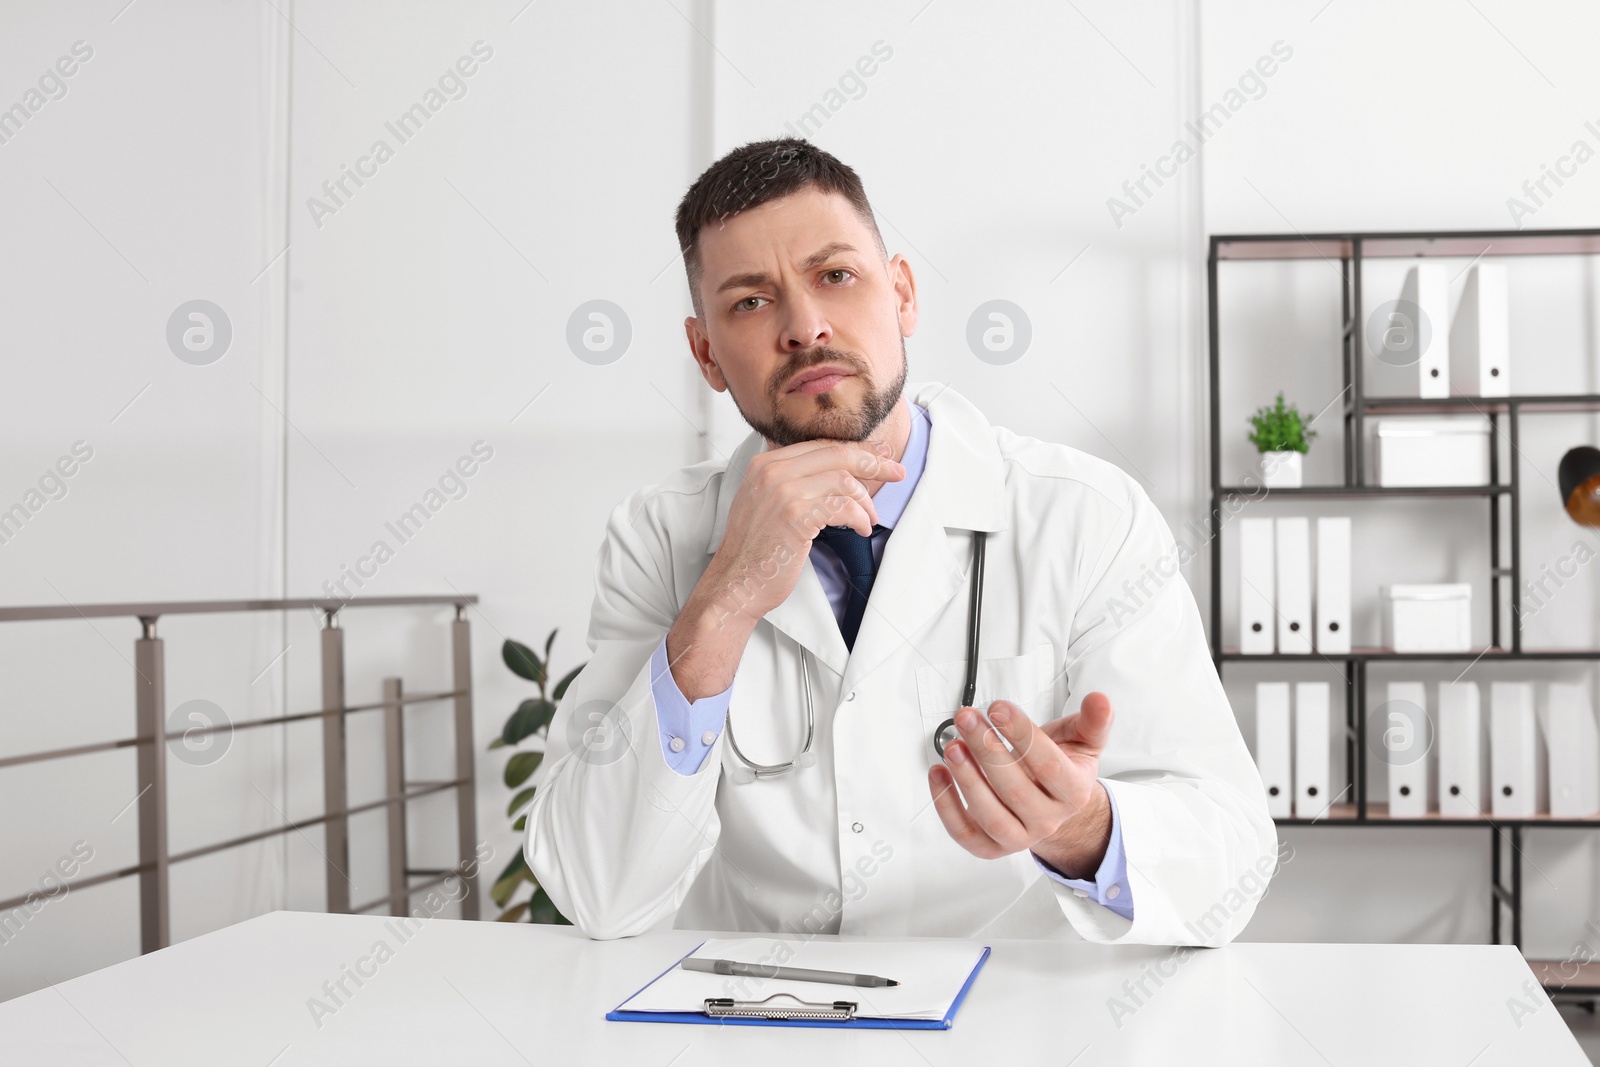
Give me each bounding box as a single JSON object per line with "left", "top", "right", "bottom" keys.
{"left": 487, "top": 737, "right": 506, "bottom": 750}
{"left": 543, "top": 628, "right": 558, "bottom": 666}
{"left": 489, "top": 852, "right": 531, "bottom": 908}
{"left": 512, "top": 814, "right": 526, "bottom": 832}
{"left": 503, "top": 639, "right": 547, "bottom": 685}
{"left": 527, "top": 884, "right": 572, "bottom": 925}
{"left": 501, "top": 699, "right": 556, "bottom": 746}
{"left": 496, "top": 901, "right": 530, "bottom": 923}
{"left": 504, "top": 751, "right": 544, "bottom": 788}
{"left": 506, "top": 785, "right": 536, "bottom": 816}
{"left": 551, "top": 663, "right": 586, "bottom": 703}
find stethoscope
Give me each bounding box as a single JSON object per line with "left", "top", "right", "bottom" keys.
{"left": 725, "top": 530, "right": 986, "bottom": 783}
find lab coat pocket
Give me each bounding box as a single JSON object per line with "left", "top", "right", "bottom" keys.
{"left": 913, "top": 643, "right": 1055, "bottom": 753}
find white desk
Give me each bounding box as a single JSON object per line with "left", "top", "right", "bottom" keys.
{"left": 0, "top": 911, "right": 1584, "bottom": 1065}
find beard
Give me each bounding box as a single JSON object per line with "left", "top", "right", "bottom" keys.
{"left": 728, "top": 337, "right": 909, "bottom": 448}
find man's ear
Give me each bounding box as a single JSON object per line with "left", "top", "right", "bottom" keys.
{"left": 889, "top": 253, "right": 919, "bottom": 339}
{"left": 684, "top": 316, "right": 727, "bottom": 392}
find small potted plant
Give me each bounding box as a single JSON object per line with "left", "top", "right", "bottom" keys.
{"left": 1248, "top": 392, "right": 1317, "bottom": 488}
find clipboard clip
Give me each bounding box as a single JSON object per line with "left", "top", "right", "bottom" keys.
{"left": 704, "top": 993, "right": 858, "bottom": 1021}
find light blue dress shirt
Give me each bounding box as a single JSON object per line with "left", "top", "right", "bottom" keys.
{"left": 647, "top": 401, "right": 1134, "bottom": 920}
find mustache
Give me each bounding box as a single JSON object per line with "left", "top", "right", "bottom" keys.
{"left": 773, "top": 347, "right": 866, "bottom": 392}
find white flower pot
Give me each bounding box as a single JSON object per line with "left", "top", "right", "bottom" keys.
{"left": 1260, "top": 450, "right": 1303, "bottom": 488}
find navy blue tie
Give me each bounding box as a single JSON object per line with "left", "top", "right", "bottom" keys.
{"left": 814, "top": 524, "right": 884, "bottom": 651}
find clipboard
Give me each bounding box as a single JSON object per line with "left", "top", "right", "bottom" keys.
{"left": 606, "top": 939, "right": 992, "bottom": 1030}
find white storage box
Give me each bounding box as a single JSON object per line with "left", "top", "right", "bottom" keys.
{"left": 1374, "top": 418, "right": 1491, "bottom": 487}
{"left": 1381, "top": 583, "right": 1472, "bottom": 652}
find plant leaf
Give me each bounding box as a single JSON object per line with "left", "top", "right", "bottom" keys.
{"left": 503, "top": 639, "right": 547, "bottom": 685}
{"left": 504, "top": 751, "right": 544, "bottom": 788}
{"left": 496, "top": 901, "right": 530, "bottom": 923}
{"left": 506, "top": 785, "right": 536, "bottom": 817}
{"left": 543, "top": 628, "right": 558, "bottom": 666}
{"left": 502, "top": 699, "right": 556, "bottom": 746}
{"left": 527, "top": 884, "right": 572, "bottom": 925}
{"left": 551, "top": 663, "right": 586, "bottom": 702}
{"left": 487, "top": 737, "right": 506, "bottom": 750}
{"left": 489, "top": 852, "right": 531, "bottom": 908}
{"left": 512, "top": 814, "right": 526, "bottom": 832}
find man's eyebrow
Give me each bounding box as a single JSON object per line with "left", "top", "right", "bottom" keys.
{"left": 714, "top": 242, "right": 861, "bottom": 294}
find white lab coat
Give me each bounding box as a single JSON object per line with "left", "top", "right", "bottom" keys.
{"left": 525, "top": 380, "right": 1278, "bottom": 945}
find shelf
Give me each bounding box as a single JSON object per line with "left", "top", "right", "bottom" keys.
{"left": 1217, "top": 484, "right": 1506, "bottom": 498}
{"left": 1276, "top": 802, "right": 1600, "bottom": 829}
{"left": 1361, "top": 393, "right": 1600, "bottom": 414}
{"left": 1531, "top": 960, "right": 1600, "bottom": 994}
{"left": 1213, "top": 228, "right": 1600, "bottom": 262}
{"left": 1218, "top": 647, "right": 1600, "bottom": 662}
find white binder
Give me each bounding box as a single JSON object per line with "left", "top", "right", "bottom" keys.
{"left": 1490, "top": 682, "right": 1536, "bottom": 817}
{"left": 1239, "top": 517, "right": 1275, "bottom": 654}
{"left": 1315, "top": 517, "right": 1351, "bottom": 654}
{"left": 1449, "top": 263, "right": 1510, "bottom": 397}
{"left": 1276, "top": 518, "right": 1312, "bottom": 655}
{"left": 1545, "top": 682, "right": 1598, "bottom": 817}
{"left": 1385, "top": 681, "right": 1430, "bottom": 817}
{"left": 1256, "top": 682, "right": 1292, "bottom": 818}
{"left": 1402, "top": 264, "right": 1451, "bottom": 398}
{"left": 1438, "top": 681, "right": 1483, "bottom": 817}
{"left": 1295, "top": 681, "right": 1332, "bottom": 818}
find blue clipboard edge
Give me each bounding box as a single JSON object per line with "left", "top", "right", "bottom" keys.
{"left": 605, "top": 942, "right": 993, "bottom": 1031}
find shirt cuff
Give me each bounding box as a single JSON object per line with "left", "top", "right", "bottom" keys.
{"left": 1031, "top": 781, "right": 1134, "bottom": 921}
{"left": 649, "top": 634, "right": 732, "bottom": 775}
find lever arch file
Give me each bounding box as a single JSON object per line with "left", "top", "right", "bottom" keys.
{"left": 1257, "top": 682, "right": 1292, "bottom": 819}
{"left": 1439, "top": 681, "right": 1483, "bottom": 817}
{"left": 1239, "top": 517, "right": 1276, "bottom": 654}
{"left": 1276, "top": 518, "right": 1312, "bottom": 655}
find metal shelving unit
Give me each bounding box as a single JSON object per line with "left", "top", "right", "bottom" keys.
{"left": 1206, "top": 227, "right": 1600, "bottom": 996}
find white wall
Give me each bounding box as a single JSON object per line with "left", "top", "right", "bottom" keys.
{"left": 2, "top": 0, "right": 1600, "bottom": 1005}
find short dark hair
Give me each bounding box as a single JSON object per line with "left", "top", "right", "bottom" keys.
{"left": 673, "top": 137, "right": 886, "bottom": 319}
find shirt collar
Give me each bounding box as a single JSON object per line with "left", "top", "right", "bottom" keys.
{"left": 871, "top": 400, "right": 929, "bottom": 530}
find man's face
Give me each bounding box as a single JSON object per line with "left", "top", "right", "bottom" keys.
{"left": 684, "top": 186, "right": 918, "bottom": 447}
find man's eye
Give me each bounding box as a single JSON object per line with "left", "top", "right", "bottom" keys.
{"left": 825, "top": 269, "right": 853, "bottom": 284}
{"left": 736, "top": 296, "right": 767, "bottom": 312}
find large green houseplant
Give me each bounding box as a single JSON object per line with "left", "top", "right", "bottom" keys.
{"left": 487, "top": 629, "right": 586, "bottom": 923}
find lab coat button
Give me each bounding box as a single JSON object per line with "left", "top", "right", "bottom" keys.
{"left": 1107, "top": 884, "right": 1123, "bottom": 900}
{"left": 851, "top": 822, "right": 864, "bottom": 833}
{"left": 668, "top": 736, "right": 685, "bottom": 753}
{"left": 1072, "top": 888, "right": 1089, "bottom": 899}
{"left": 846, "top": 691, "right": 856, "bottom": 701}
{"left": 701, "top": 731, "right": 717, "bottom": 746}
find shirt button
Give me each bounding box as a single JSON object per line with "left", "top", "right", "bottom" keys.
{"left": 701, "top": 731, "right": 718, "bottom": 746}
{"left": 1107, "top": 884, "right": 1122, "bottom": 900}
{"left": 851, "top": 822, "right": 864, "bottom": 833}
{"left": 668, "top": 736, "right": 685, "bottom": 753}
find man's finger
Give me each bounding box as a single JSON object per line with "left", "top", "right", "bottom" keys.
{"left": 926, "top": 764, "right": 1005, "bottom": 859}
{"left": 1041, "top": 691, "right": 1115, "bottom": 751}
{"left": 987, "top": 700, "right": 1088, "bottom": 808}
{"left": 941, "top": 737, "right": 1032, "bottom": 850}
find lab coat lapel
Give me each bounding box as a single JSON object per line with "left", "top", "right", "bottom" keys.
{"left": 839, "top": 381, "right": 1009, "bottom": 694}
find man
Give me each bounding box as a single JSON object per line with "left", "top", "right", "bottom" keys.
{"left": 525, "top": 138, "right": 1277, "bottom": 945}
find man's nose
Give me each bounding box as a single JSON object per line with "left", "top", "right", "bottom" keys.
{"left": 781, "top": 289, "right": 831, "bottom": 351}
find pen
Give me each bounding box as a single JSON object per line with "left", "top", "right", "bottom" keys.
{"left": 680, "top": 957, "right": 899, "bottom": 988}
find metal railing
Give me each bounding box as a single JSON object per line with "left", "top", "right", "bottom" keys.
{"left": 0, "top": 595, "right": 481, "bottom": 952}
